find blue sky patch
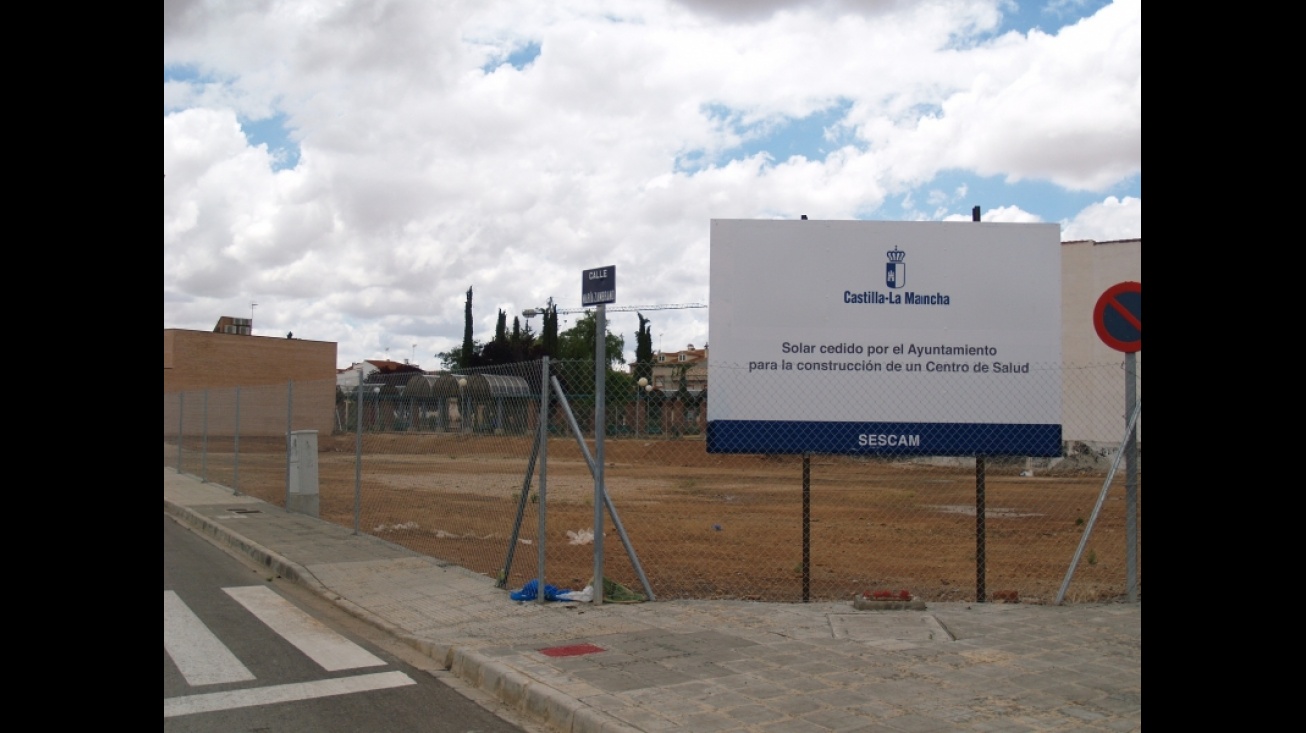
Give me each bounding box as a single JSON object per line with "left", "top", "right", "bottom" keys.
{"left": 482, "top": 40, "right": 542, "bottom": 73}
{"left": 893, "top": 169, "right": 1141, "bottom": 223}
{"left": 681, "top": 100, "right": 857, "bottom": 172}
{"left": 999, "top": 0, "right": 1113, "bottom": 36}
{"left": 164, "top": 65, "right": 203, "bottom": 84}
{"left": 243, "top": 113, "right": 301, "bottom": 171}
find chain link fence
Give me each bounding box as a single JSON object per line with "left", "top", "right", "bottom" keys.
{"left": 164, "top": 357, "right": 1140, "bottom": 604}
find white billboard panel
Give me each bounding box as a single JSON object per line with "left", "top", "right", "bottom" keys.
{"left": 707, "top": 219, "right": 1062, "bottom": 456}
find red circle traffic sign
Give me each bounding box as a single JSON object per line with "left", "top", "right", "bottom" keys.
{"left": 1093, "top": 281, "right": 1141, "bottom": 353}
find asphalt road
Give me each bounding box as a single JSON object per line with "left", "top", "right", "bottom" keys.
{"left": 164, "top": 515, "right": 536, "bottom": 733}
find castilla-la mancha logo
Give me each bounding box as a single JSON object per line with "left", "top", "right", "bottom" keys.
{"left": 885, "top": 247, "right": 906, "bottom": 289}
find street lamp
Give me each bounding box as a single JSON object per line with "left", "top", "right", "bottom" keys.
{"left": 636, "top": 377, "right": 648, "bottom": 435}
{"left": 522, "top": 296, "right": 555, "bottom": 320}
{"left": 457, "top": 377, "right": 469, "bottom": 432}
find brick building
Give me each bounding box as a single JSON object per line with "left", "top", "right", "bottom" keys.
{"left": 164, "top": 321, "right": 338, "bottom": 436}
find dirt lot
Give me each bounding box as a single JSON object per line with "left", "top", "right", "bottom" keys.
{"left": 171, "top": 432, "right": 1140, "bottom": 604}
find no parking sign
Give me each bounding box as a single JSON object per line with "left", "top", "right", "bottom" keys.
{"left": 1093, "top": 282, "right": 1141, "bottom": 353}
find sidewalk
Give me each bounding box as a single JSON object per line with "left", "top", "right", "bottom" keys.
{"left": 164, "top": 468, "right": 1140, "bottom": 732}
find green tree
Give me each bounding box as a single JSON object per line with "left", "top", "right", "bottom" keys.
{"left": 634, "top": 313, "right": 653, "bottom": 385}
{"left": 437, "top": 341, "right": 480, "bottom": 371}
{"left": 480, "top": 308, "right": 516, "bottom": 365}
{"left": 558, "top": 310, "right": 626, "bottom": 368}
{"left": 460, "top": 286, "right": 474, "bottom": 369}
{"left": 494, "top": 309, "right": 508, "bottom": 343}
{"left": 541, "top": 303, "right": 559, "bottom": 357}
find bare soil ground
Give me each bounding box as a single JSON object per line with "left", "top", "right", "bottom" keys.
{"left": 170, "top": 432, "right": 1140, "bottom": 604}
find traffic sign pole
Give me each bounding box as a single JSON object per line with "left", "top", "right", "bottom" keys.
{"left": 582, "top": 265, "right": 615, "bottom": 606}
{"left": 594, "top": 303, "right": 606, "bottom": 606}
{"left": 1125, "top": 351, "right": 1138, "bottom": 602}
{"left": 1093, "top": 281, "right": 1141, "bottom": 602}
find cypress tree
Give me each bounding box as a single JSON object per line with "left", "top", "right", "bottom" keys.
{"left": 461, "top": 286, "right": 474, "bottom": 369}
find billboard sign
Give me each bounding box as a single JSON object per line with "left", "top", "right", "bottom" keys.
{"left": 707, "top": 220, "right": 1062, "bottom": 456}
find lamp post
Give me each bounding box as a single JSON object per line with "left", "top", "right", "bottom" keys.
{"left": 636, "top": 377, "right": 649, "bottom": 436}
{"left": 458, "top": 377, "right": 469, "bottom": 432}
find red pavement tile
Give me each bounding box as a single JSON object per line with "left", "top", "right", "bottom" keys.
{"left": 539, "top": 643, "right": 605, "bottom": 658}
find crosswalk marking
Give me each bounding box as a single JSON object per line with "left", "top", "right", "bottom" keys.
{"left": 224, "top": 585, "right": 386, "bottom": 671}
{"left": 164, "top": 591, "right": 255, "bottom": 686}
{"left": 164, "top": 671, "right": 415, "bottom": 718}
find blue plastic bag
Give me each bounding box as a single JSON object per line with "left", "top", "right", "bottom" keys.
{"left": 510, "top": 579, "right": 568, "bottom": 602}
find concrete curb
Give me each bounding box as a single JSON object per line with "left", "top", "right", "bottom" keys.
{"left": 164, "top": 495, "right": 631, "bottom": 733}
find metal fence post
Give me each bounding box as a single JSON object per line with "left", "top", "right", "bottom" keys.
{"left": 177, "top": 392, "right": 185, "bottom": 473}
{"left": 285, "top": 380, "right": 293, "bottom": 511}
{"left": 538, "top": 357, "right": 549, "bottom": 604}
{"left": 354, "top": 371, "right": 363, "bottom": 534}
{"left": 201, "top": 389, "right": 209, "bottom": 483}
{"left": 233, "top": 386, "right": 241, "bottom": 495}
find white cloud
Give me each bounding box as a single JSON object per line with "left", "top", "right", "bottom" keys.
{"left": 942, "top": 204, "right": 1041, "bottom": 223}
{"left": 1062, "top": 196, "right": 1140, "bottom": 241}
{"left": 164, "top": 0, "right": 1140, "bottom": 367}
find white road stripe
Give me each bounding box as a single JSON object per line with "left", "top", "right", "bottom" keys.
{"left": 164, "top": 591, "right": 255, "bottom": 686}
{"left": 224, "top": 586, "right": 386, "bottom": 671}
{"left": 164, "top": 670, "right": 415, "bottom": 718}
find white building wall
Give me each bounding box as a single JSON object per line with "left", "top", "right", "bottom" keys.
{"left": 1060, "top": 239, "right": 1141, "bottom": 447}
{"left": 336, "top": 361, "right": 379, "bottom": 390}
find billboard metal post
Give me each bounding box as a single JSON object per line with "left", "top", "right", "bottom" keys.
{"left": 976, "top": 455, "right": 987, "bottom": 602}
{"left": 973, "top": 209, "right": 987, "bottom": 603}
{"left": 802, "top": 453, "right": 811, "bottom": 602}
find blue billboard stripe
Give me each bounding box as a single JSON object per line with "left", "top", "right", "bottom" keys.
{"left": 706, "top": 420, "right": 1062, "bottom": 457}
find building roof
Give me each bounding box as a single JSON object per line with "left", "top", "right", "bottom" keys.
{"left": 364, "top": 359, "right": 424, "bottom": 375}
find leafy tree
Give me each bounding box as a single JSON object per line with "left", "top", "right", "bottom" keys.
{"left": 558, "top": 310, "right": 626, "bottom": 368}
{"left": 435, "top": 347, "right": 462, "bottom": 371}
{"left": 438, "top": 340, "right": 483, "bottom": 370}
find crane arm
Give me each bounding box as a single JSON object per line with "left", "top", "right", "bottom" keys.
{"left": 552, "top": 302, "right": 705, "bottom": 315}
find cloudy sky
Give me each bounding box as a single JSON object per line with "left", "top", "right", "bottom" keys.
{"left": 164, "top": 0, "right": 1141, "bottom": 370}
